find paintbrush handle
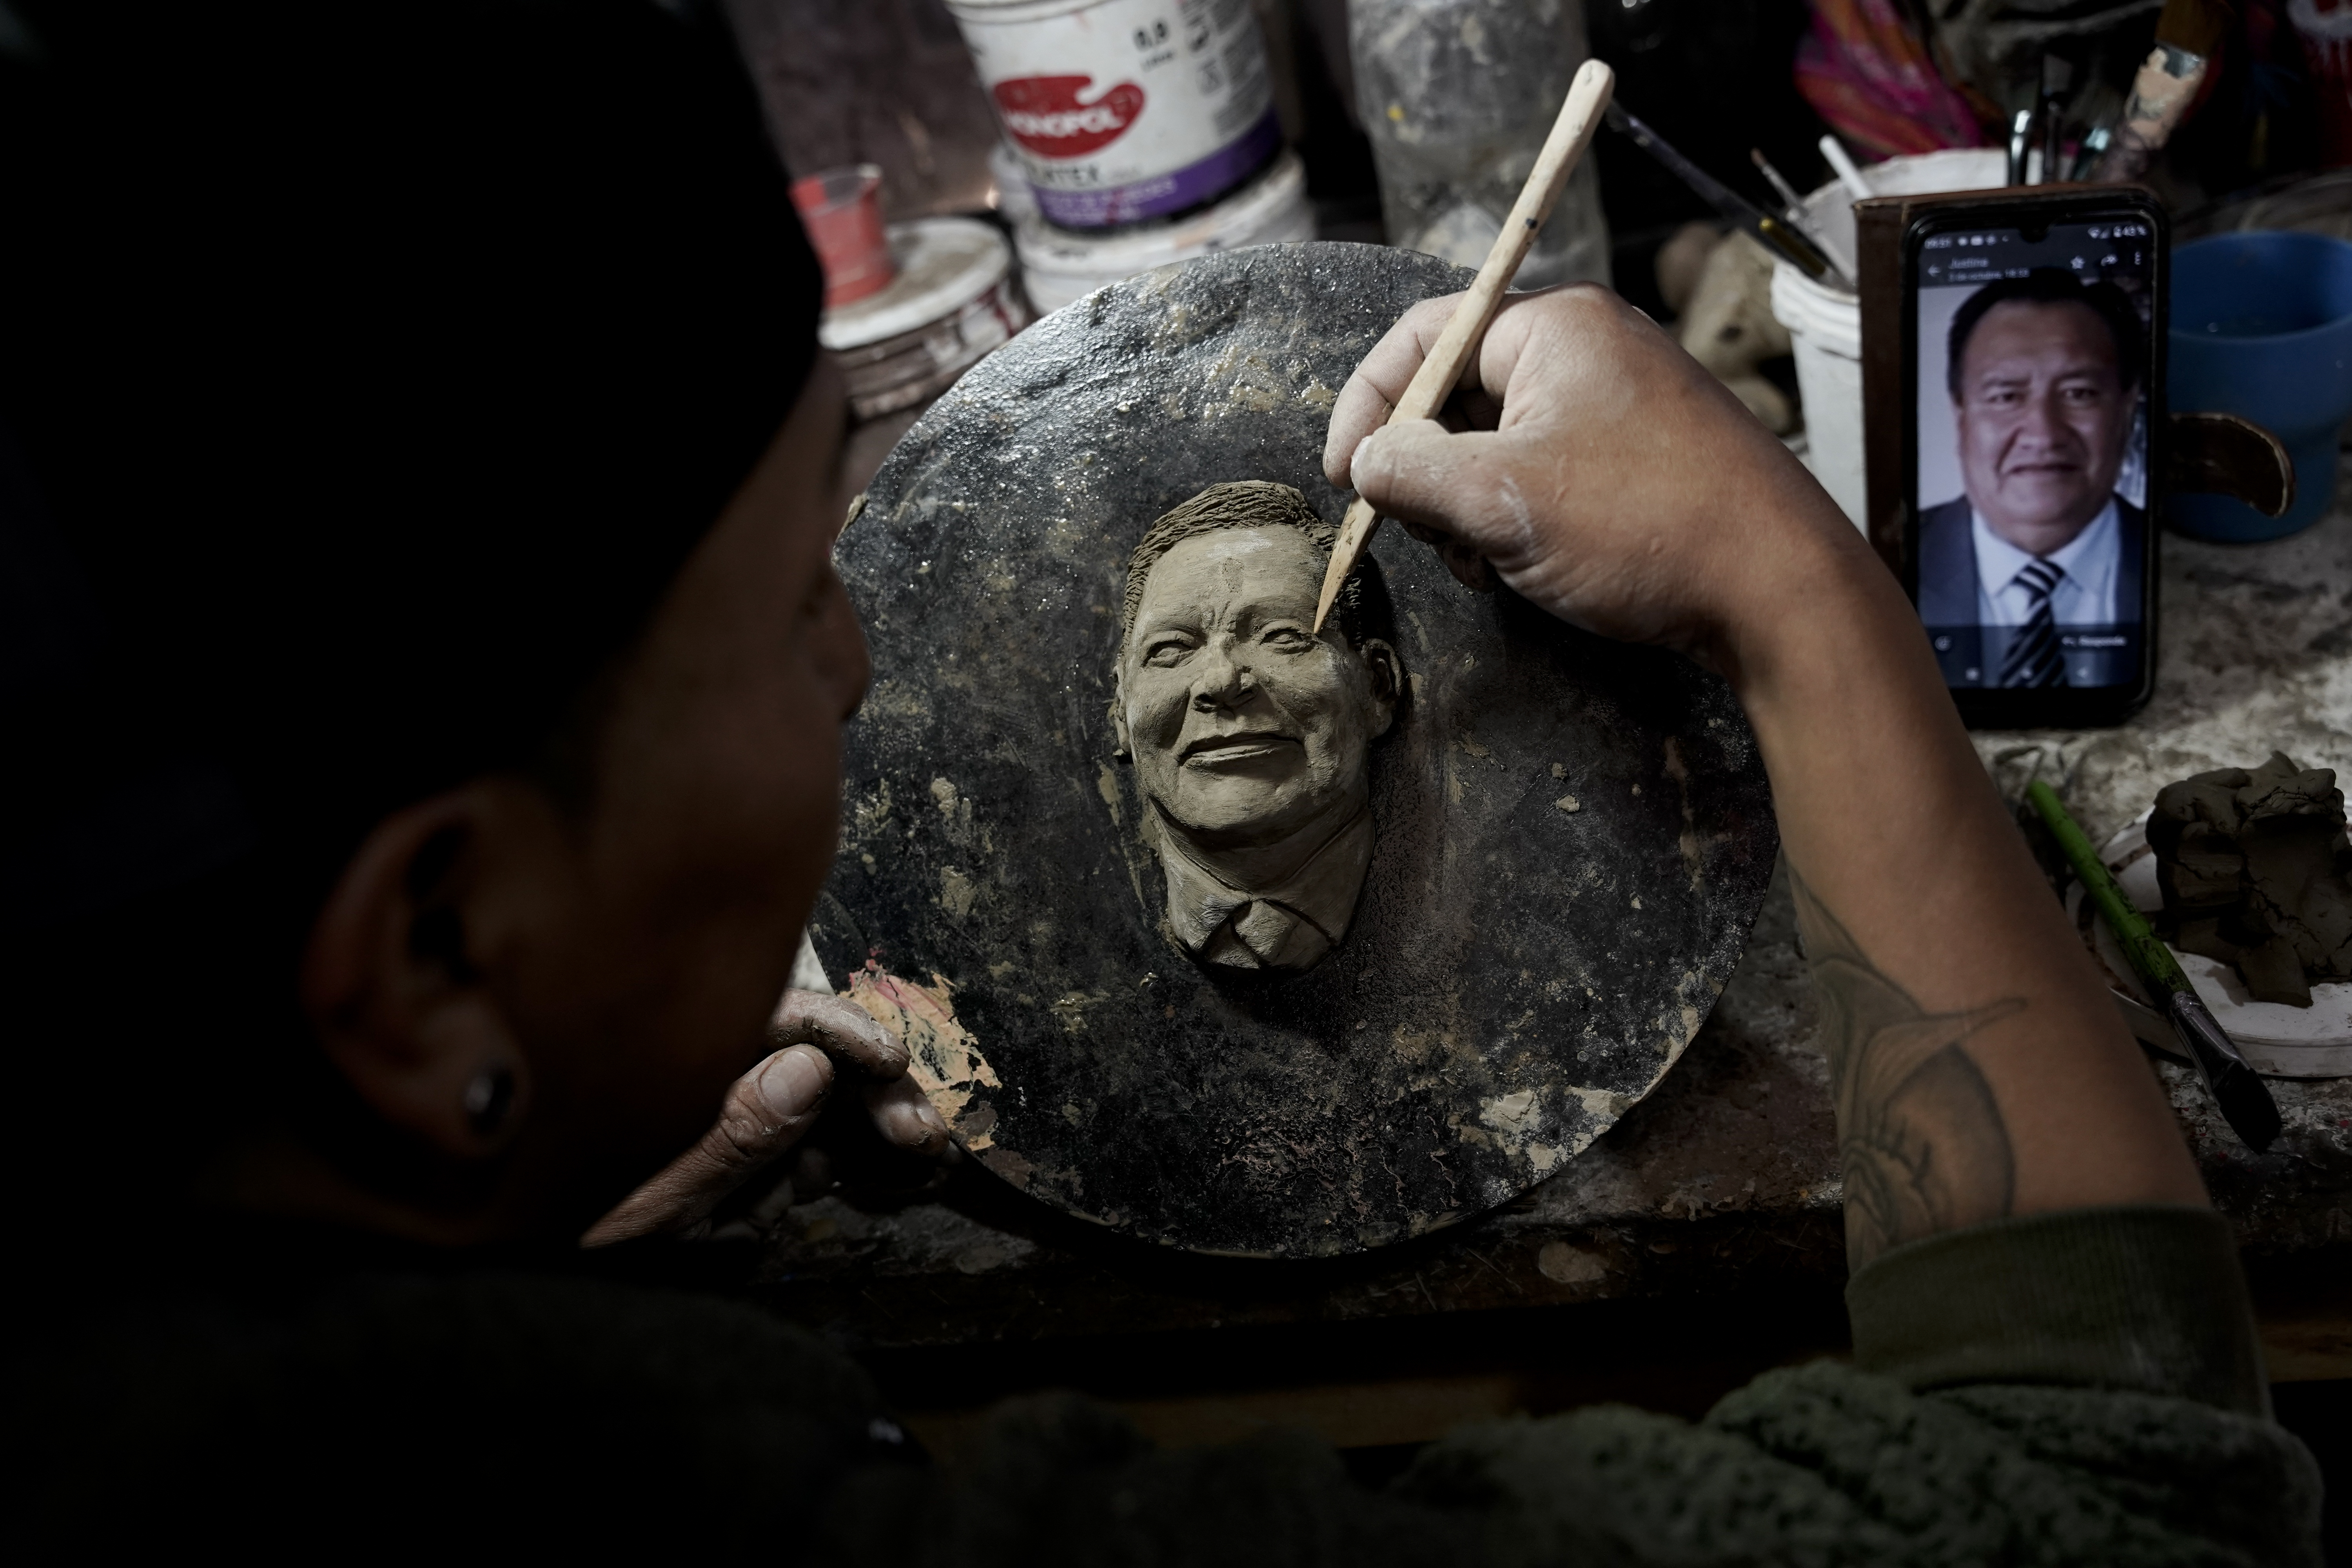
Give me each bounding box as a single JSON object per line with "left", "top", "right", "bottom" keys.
{"left": 2026, "top": 781, "right": 2192, "bottom": 997}
{"left": 1314, "top": 58, "right": 1615, "bottom": 633}
{"left": 1818, "top": 134, "right": 1874, "bottom": 200}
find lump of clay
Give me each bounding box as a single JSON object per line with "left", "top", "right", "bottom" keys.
{"left": 2149, "top": 752, "right": 2352, "bottom": 1006}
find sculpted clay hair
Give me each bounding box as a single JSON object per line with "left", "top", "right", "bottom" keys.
{"left": 1122, "top": 482, "right": 1370, "bottom": 648}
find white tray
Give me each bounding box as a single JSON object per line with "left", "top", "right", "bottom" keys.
{"left": 2064, "top": 811, "right": 2352, "bottom": 1079}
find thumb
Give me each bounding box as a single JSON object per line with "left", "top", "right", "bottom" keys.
{"left": 579, "top": 1045, "right": 834, "bottom": 1247}
{"left": 1349, "top": 420, "right": 1526, "bottom": 559}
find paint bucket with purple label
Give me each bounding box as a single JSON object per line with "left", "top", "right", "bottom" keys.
{"left": 947, "top": 0, "right": 1281, "bottom": 229}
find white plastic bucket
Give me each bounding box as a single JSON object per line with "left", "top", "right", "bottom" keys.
{"left": 947, "top": 0, "right": 1280, "bottom": 229}
{"left": 1769, "top": 262, "right": 1867, "bottom": 530}
{"left": 1768, "top": 149, "right": 2007, "bottom": 531}
{"left": 1014, "top": 147, "right": 1312, "bottom": 314}
{"left": 820, "top": 218, "right": 1031, "bottom": 421}
{"left": 988, "top": 140, "right": 1040, "bottom": 225}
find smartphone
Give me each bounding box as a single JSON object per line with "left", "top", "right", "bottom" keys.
{"left": 1901, "top": 190, "right": 2166, "bottom": 727}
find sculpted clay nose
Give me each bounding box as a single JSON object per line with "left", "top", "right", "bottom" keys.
{"left": 1191, "top": 644, "right": 1255, "bottom": 708}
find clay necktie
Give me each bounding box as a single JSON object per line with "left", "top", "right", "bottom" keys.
{"left": 1998, "top": 557, "right": 2066, "bottom": 688}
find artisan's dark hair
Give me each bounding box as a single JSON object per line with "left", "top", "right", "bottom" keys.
{"left": 4, "top": 0, "right": 823, "bottom": 1263}
{"left": 1946, "top": 268, "right": 2145, "bottom": 399}
{"left": 1121, "top": 482, "right": 1380, "bottom": 651}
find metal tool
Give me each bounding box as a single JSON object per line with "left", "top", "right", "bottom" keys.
{"left": 2009, "top": 107, "right": 2036, "bottom": 185}
{"left": 1606, "top": 104, "right": 1836, "bottom": 282}
{"left": 1752, "top": 147, "right": 1857, "bottom": 285}
{"left": 2036, "top": 55, "right": 2074, "bottom": 183}
{"left": 1750, "top": 147, "right": 1809, "bottom": 216}
{"left": 2027, "top": 781, "right": 2283, "bottom": 1151}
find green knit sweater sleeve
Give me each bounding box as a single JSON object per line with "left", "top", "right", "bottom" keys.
{"left": 1843, "top": 1203, "right": 2271, "bottom": 1417}
{"left": 1390, "top": 1204, "right": 2321, "bottom": 1567}
{"left": 831, "top": 1207, "right": 2321, "bottom": 1568}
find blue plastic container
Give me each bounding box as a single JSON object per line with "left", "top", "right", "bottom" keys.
{"left": 2168, "top": 231, "right": 2352, "bottom": 542}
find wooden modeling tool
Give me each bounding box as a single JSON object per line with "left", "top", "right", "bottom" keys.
{"left": 2092, "top": 0, "right": 2231, "bottom": 182}
{"left": 2027, "top": 782, "right": 2282, "bottom": 1152}
{"left": 1312, "top": 58, "right": 1615, "bottom": 635}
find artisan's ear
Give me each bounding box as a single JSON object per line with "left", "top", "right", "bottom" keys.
{"left": 1358, "top": 637, "right": 1402, "bottom": 739}
{"left": 300, "top": 786, "right": 539, "bottom": 1159}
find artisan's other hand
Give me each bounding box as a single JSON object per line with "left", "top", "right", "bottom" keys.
{"left": 1324, "top": 285, "right": 1862, "bottom": 673}
{"left": 580, "top": 990, "right": 947, "bottom": 1246}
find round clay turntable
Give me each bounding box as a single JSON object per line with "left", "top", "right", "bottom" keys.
{"left": 814, "top": 243, "right": 1777, "bottom": 1257}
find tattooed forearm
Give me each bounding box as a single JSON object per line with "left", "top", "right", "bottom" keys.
{"left": 1790, "top": 867, "right": 2021, "bottom": 1268}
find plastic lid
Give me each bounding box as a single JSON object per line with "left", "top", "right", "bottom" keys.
{"left": 819, "top": 218, "right": 1014, "bottom": 351}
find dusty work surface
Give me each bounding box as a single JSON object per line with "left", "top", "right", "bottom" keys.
{"left": 751, "top": 469, "right": 2352, "bottom": 1374}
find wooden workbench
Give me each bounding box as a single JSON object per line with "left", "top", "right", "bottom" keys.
{"left": 746, "top": 482, "right": 2352, "bottom": 1452}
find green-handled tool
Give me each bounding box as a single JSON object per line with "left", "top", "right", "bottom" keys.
{"left": 2026, "top": 781, "right": 2281, "bottom": 1151}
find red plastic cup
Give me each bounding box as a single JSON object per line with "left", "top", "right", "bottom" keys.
{"left": 791, "top": 165, "right": 895, "bottom": 310}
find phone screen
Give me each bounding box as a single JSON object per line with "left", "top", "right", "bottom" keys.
{"left": 1909, "top": 215, "right": 2156, "bottom": 694}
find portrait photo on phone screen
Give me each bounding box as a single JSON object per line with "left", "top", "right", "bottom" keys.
{"left": 1912, "top": 219, "right": 2154, "bottom": 690}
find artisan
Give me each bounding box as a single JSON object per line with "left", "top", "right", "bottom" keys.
{"left": 5, "top": 3, "right": 2318, "bottom": 1561}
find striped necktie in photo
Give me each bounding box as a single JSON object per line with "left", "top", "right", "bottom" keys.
{"left": 1999, "top": 558, "right": 2067, "bottom": 687}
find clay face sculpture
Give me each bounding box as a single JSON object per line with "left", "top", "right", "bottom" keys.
{"left": 1114, "top": 482, "right": 1403, "bottom": 972}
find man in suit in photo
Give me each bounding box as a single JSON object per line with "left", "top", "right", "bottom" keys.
{"left": 1916, "top": 269, "right": 2146, "bottom": 688}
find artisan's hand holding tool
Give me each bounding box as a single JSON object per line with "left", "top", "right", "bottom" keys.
{"left": 1311, "top": 58, "right": 1614, "bottom": 635}
{"left": 2027, "top": 781, "right": 2283, "bottom": 1151}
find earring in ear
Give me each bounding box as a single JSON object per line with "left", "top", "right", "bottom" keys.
{"left": 463, "top": 1063, "right": 517, "bottom": 1139}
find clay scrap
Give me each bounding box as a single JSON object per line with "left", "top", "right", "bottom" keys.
{"left": 2150, "top": 752, "right": 2352, "bottom": 1006}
